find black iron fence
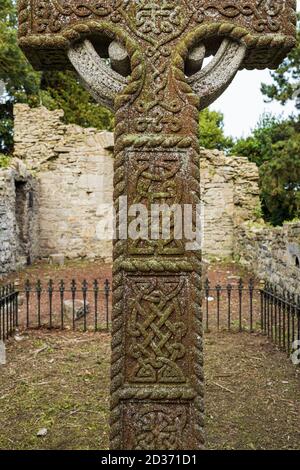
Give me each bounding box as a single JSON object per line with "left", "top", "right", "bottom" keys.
{"left": 204, "top": 278, "right": 259, "bottom": 333}
{"left": 17, "top": 279, "right": 111, "bottom": 333}
{"left": 205, "top": 279, "right": 300, "bottom": 355}
{"left": 1, "top": 277, "right": 300, "bottom": 360}
{"left": 0, "top": 284, "right": 19, "bottom": 341}
{"left": 261, "top": 283, "right": 300, "bottom": 357}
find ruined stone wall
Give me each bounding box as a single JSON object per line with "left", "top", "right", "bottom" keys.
{"left": 13, "top": 105, "right": 261, "bottom": 263}
{"left": 0, "top": 169, "right": 17, "bottom": 275}
{"left": 235, "top": 222, "right": 300, "bottom": 294}
{"left": 4, "top": 104, "right": 298, "bottom": 294}
{"left": 200, "top": 148, "right": 261, "bottom": 259}
{"left": 14, "top": 104, "right": 114, "bottom": 263}
{"left": 0, "top": 160, "right": 39, "bottom": 276}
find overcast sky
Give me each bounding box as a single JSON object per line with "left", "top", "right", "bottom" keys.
{"left": 210, "top": 1, "right": 299, "bottom": 138}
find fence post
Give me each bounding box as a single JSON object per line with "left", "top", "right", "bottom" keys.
{"left": 291, "top": 293, "right": 296, "bottom": 353}
{"left": 36, "top": 280, "right": 42, "bottom": 328}
{"left": 227, "top": 284, "right": 232, "bottom": 331}
{"left": 216, "top": 284, "right": 222, "bottom": 331}
{"left": 82, "top": 280, "right": 88, "bottom": 332}
{"left": 249, "top": 279, "right": 254, "bottom": 333}
{"left": 282, "top": 290, "right": 286, "bottom": 352}
{"left": 94, "top": 280, "right": 99, "bottom": 332}
{"left": 0, "top": 284, "right": 18, "bottom": 341}
{"left": 260, "top": 287, "right": 264, "bottom": 333}
{"left": 274, "top": 286, "right": 278, "bottom": 345}
{"left": 25, "top": 280, "right": 31, "bottom": 329}
{"left": 14, "top": 284, "right": 19, "bottom": 328}
{"left": 205, "top": 278, "right": 210, "bottom": 333}
{"left": 71, "top": 280, "right": 77, "bottom": 331}
{"left": 238, "top": 279, "right": 243, "bottom": 332}
{"left": 60, "top": 280, "right": 65, "bottom": 330}
{"left": 48, "top": 279, "right": 54, "bottom": 329}
{"left": 105, "top": 279, "right": 110, "bottom": 331}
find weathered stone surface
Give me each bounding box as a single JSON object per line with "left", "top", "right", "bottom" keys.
{"left": 0, "top": 161, "right": 39, "bottom": 277}
{"left": 63, "top": 299, "right": 90, "bottom": 321}
{"left": 13, "top": 105, "right": 261, "bottom": 263}
{"left": 49, "top": 254, "right": 65, "bottom": 266}
{"left": 109, "top": 40, "right": 131, "bottom": 78}
{"left": 235, "top": 222, "right": 300, "bottom": 294}
{"left": 19, "top": 1, "right": 296, "bottom": 71}
{"left": 13, "top": 104, "right": 114, "bottom": 264}
{"left": 18, "top": 0, "right": 296, "bottom": 452}
{"left": 200, "top": 147, "right": 261, "bottom": 259}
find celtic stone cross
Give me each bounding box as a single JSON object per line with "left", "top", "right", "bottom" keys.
{"left": 19, "top": 0, "right": 296, "bottom": 450}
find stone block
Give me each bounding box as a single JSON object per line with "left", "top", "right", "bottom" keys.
{"left": 49, "top": 254, "right": 65, "bottom": 266}
{"left": 63, "top": 300, "right": 90, "bottom": 321}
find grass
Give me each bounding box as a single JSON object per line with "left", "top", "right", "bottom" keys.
{"left": 0, "top": 331, "right": 110, "bottom": 450}
{"left": 1, "top": 329, "right": 300, "bottom": 450}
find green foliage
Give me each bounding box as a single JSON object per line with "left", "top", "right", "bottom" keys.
{"left": 241, "top": 18, "right": 300, "bottom": 226}
{"left": 0, "top": 0, "right": 41, "bottom": 104}
{"left": 259, "top": 130, "right": 300, "bottom": 226}
{"left": 0, "top": 0, "right": 113, "bottom": 153}
{"left": 41, "top": 71, "right": 114, "bottom": 131}
{"left": 231, "top": 115, "right": 300, "bottom": 226}
{"left": 261, "top": 15, "right": 300, "bottom": 109}
{"left": 0, "top": 152, "right": 11, "bottom": 167}
{"left": 199, "top": 108, "right": 233, "bottom": 152}
{"left": 0, "top": 0, "right": 41, "bottom": 152}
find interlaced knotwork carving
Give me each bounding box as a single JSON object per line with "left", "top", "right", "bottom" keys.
{"left": 126, "top": 150, "right": 186, "bottom": 256}
{"left": 19, "top": 1, "right": 296, "bottom": 70}
{"left": 123, "top": 404, "right": 189, "bottom": 450}
{"left": 126, "top": 277, "right": 188, "bottom": 384}
{"left": 21, "top": 0, "right": 296, "bottom": 36}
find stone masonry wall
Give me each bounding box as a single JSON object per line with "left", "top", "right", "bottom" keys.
{"left": 0, "top": 160, "right": 39, "bottom": 276}
{"left": 0, "top": 169, "right": 17, "bottom": 275}
{"left": 200, "top": 148, "right": 261, "bottom": 259}
{"left": 13, "top": 104, "right": 261, "bottom": 264}
{"left": 235, "top": 222, "right": 300, "bottom": 294}
{"left": 14, "top": 104, "right": 114, "bottom": 263}
{"left": 3, "top": 104, "right": 298, "bottom": 294}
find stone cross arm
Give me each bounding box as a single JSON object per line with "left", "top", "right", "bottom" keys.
{"left": 19, "top": 1, "right": 297, "bottom": 113}
{"left": 19, "top": 1, "right": 296, "bottom": 69}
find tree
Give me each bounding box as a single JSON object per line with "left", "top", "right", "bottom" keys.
{"left": 261, "top": 15, "right": 300, "bottom": 110}
{"left": 231, "top": 115, "right": 300, "bottom": 226}
{"left": 41, "top": 71, "right": 114, "bottom": 131}
{"left": 199, "top": 108, "right": 233, "bottom": 152}
{"left": 0, "top": 0, "right": 41, "bottom": 152}
{"left": 260, "top": 132, "right": 300, "bottom": 226}
{"left": 0, "top": 0, "right": 113, "bottom": 153}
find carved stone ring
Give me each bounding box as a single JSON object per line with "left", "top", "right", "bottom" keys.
{"left": 68, "top": 37, "right": 246, "bottom": 112}
{"left": 187, "top": 39, "right": 246, "bottom": 110}
{"left": 68, "top": 39, "right": 127, "bottom": 111}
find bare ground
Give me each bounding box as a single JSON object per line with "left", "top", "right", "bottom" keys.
{"left": 1, "top": 261, "right": 299, "bottom": 450}
{"left": 0, "top": 329, "right": 300, "bottom": 450}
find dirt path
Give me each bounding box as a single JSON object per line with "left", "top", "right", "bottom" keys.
{"left": 0, "top": 330, "right": 299, "bottom": 450}
{"left": 205, "top": 331, "right": 300, "bottom": 450}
